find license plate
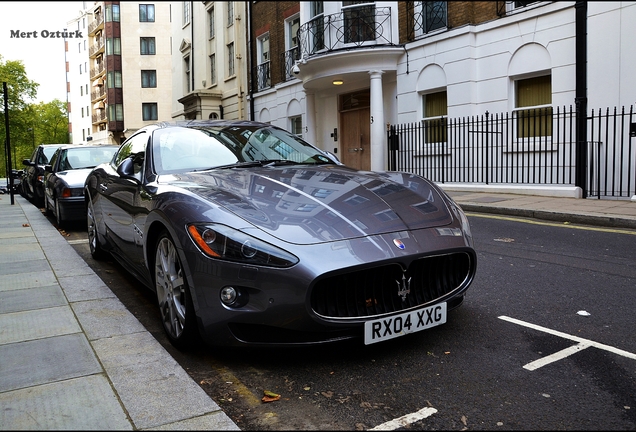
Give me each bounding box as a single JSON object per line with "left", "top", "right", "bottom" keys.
{"left": 364, "top": 303, "right": 447, "bottom": 345}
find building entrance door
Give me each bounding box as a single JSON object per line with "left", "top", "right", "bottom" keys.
{"left": 339, "top": 90, "right": 371, "bottom": 171}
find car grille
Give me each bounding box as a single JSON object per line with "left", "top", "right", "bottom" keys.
{"left": 311, "top": 252, "right": 473, "bottom": 319}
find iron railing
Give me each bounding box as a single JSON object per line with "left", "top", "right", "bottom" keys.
{"left": 255, "top": 61, "right": 271, "bottom": 91}
{"left": 297, "top": 6, "right": 393, "bottom": 58}
{"left": 406, "top": 1, "right": 447, "bottom": 41}
{"left": 281, "top": 46, "right": 300, "bottom": 82}
{"left": 388, "top": 106, "right": 636, "bottom": 199}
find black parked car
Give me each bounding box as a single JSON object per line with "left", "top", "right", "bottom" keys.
{"left": 0, "top": 170, "right": 22, "bottom": 195}
{"left": 85, "top": 120, "right": 477, "bottom": 349}
{"left": 44, "top": 144, "right": 119, "bottom": 227}
{"left": 22, "top": 144, "right": 64, "bottom": 207}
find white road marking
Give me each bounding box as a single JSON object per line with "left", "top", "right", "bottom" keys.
{"left": 499, "top": 316, "right": 636, "bottom": 370}
{"left": 370, "top": 407, "right": 437, "bottom": 430}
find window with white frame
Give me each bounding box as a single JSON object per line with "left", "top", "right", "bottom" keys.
{"left": 309, "top": 1, "right": 324, "bottom": 53}
{"left": 184, "top": 55, "right": 191, "bottom": 92}
{"left": 183, "top": 2, "right": 191, "bottom": 26}
{"left": 210, "top": 53, "right": 216, "bottom": 85}
{"left": 227, "top": 42, "right": 235, "bottom": 76}
{"left": 290, "top": 115, "right": 303, "bottom": 137}
{"left": 515, "top": 75, "right": 552, "bottom": 138}
{"left": 227, "top": 2, "right": 234, "bottom": 27}
{"left": 285, "top": 14, "right": 300, "bottom": 78}
{"left": 208, "top": 6, "right": 215, "bottom": 39}
{"left": 422, "top": 90, "right": 447, "bottom": 143}
{"left": 258, "top": 33, "right": 270, "bottom": 64}
{"left": 342, "top": 1, "right": 376, "bottom": 44}
{"left": 256, "top": 34, "right": 270, "bottom": 89}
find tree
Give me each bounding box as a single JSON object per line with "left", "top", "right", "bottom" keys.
{"left": 0, "top": 55, "right": 69, "bottom": 177}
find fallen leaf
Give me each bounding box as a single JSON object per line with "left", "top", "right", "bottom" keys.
{"left": 461, "top": 415, "right": 467, "bottom": 426}
{"left": 444, "top": 351, "right": 450, "bottom": 354}
{"left": 321, "top": 391, "right": 334, "bottom": 398}
{"left": 262, "top": 390, "right": 281, "bottom": 403}
{"left": 22, "top": 223, "right": 30, "bottom": 227}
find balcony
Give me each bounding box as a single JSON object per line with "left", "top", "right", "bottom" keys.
{"left": 88, "top": 13, "right": 104, "bottom": 36}
{"left": 90, "top": 62, "right": 105, "bottom": 80}
{"left": 92, "top": 110, "right": 107, "bottom": 125}
{"left": 254, "top": 61, "right": 271, "bottom": 92}
{"left": 91, "top": 85, "right": 106, "bottom": 102}
{"left": 89, "top": 37, "right": 104, "bottom": 58}
{"left": 281, "top": 46, "right": 300, "bottom": 82}
{"left": 297, "top": 6, "right": 393, "bottom": 59}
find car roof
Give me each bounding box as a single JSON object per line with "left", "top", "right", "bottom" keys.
{"left": 57, "top": 143, "right": 119, "bottom": 150}
{"left": 152, "top": 119, "right": 274, "bottom": 130}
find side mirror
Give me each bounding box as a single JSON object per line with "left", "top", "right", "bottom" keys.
{"left": 22, "top": 159, "right": 32, "bottom": 166}
{"left": 44, "top": 165, "right": 52, "bottom": 173}
{"left": 116, "top": 157, "right": 139, "bottom": 182}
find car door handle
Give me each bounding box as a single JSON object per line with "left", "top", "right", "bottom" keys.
{"left": 99, "top": 183, "right": 107, "bottom": 192}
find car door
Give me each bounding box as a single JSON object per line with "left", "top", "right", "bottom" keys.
{"left": 99, "top": 132, "right": 150, "bottom": 274}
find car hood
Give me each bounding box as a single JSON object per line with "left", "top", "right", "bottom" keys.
{"left": 55, "top": 168, "right": 93, "bottom": 188}
{"left": 163, "top": 165, "right": 454, "bottom": 245}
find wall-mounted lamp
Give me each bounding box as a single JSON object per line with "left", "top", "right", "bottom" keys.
{"left": 332, "top": 79, "right": 344, "bottom": 86}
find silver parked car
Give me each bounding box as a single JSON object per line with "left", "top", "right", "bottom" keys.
{"left": 84, "top": 120, "right": 477, "bottom": 349}
{"left": 44, "top": 144, "right": 119, "bottom": 227}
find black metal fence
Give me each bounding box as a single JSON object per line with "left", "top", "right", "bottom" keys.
{"left": 388, "top": 105, "right": 636, "bottom": 199}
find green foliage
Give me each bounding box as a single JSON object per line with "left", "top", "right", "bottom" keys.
{"left": 0, "top": 55, "right": 69, "bottom": 177}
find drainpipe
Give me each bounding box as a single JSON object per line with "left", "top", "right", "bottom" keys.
{"left": 574, "top": 0, "right": 588, "bottom": 198}
{"left": 247, "top": 1, "right": 255, "bottom": 121}
{"left": 190, "top": 1, "right": 195, "bottom": 102}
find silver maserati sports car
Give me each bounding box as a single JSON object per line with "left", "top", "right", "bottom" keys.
{"left": 84, "top": 120, "right": 477, "bottom": 349}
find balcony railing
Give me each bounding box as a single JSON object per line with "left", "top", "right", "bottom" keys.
{"left": 255, "top": 61, "right": 271, "bottom": 91}
{"left": 297, "top": 6, "right": 393, "bottom": 59}
{"left": 90, "top": 62, "right": 105, "bottom": 79}
{"left": 91, "top": 85, "right": 106, "bottom": 102}
{"left": 281, "top": 46, "right": 300, "bottom": 82}
{"left": 406, "top": 1, "right": 447, "bottom": 41}
{"left": 89, "top": 37, "right": 104, "bottom": 58}
{"left": 88, "top": 13, "right": 104, "bottom": 35}
{"left": 92, "top": 110, "right": 107, "bottom": 124}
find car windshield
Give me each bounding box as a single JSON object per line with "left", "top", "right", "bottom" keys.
{"left": 152, "top": 124, "right": 336, "bottom": 174}
{"left": 60, "top": 147, "right": 118, "bottom": 171}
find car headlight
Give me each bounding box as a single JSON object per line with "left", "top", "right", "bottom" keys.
{"left": 187, "top": 223, "right": 299, "bottom": 268}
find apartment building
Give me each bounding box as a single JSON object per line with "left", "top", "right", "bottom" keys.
{"left": 67, "top": 1, "right": 173, "bottom": 145}
{"left": 245, "top": 1, "right": 636, "bottom": 178}
{"left": 65, "top": 7, "right": 93, "bottom": 145}
{"left": 170, "top": 1, "right": 249, "bottom": 121}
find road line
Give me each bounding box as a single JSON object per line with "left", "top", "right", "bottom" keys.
{"left": 369, "top": 407, "right": 437, "bottom": 430}
{"left": 499, "top": 316, "right": 636, "bottom": 370}
{"left": 523, "top": 343, "right": 591, "bottom": 371}
{"left": 465, "top": 212, "right": 636, "bottom": 235}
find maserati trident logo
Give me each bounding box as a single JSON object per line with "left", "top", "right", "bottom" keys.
{"left": 393, "top": 238, "right": 405, "bottom": 249}
{"left": 396, "top": 272, "right": 411, "bottom": 301}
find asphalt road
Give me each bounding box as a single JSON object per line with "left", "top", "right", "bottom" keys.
{"left": 55, "top": 211, "right": 636, "bottom": 430}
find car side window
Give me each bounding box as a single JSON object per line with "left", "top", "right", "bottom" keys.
{"left": 113, "top": 132, "right": 148, "bottom": 180}
{"left": 49, "top": 150, "right": 61, "bottom": 171}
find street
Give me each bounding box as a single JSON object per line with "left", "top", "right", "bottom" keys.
{"left": 58, "top": 211, "right": 636, "bottom": 430}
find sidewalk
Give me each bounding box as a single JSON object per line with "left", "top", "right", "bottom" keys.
{"left": 1, "top": 188, "right": 635, "bottom": 430}
{"left": 0, "top": 194, "right": 240, "bottom": 430}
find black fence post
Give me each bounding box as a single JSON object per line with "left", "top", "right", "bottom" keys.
{"left": 3, "top": 82, "right": 14, "bottom": 205}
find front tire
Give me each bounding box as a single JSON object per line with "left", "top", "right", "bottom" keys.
{"left": 154, "top": 231, "right": 197, "bottom": 350}
{"left": 87, "top": 201, "right": 106, "bottom": 260}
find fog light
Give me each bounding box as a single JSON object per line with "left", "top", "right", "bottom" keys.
{"left": 220, "top": 286, "right": 237, "bottom": 305}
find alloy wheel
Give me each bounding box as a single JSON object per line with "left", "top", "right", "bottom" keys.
{"left": 155, "top": 235, "right": 188, "bottom": 342}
